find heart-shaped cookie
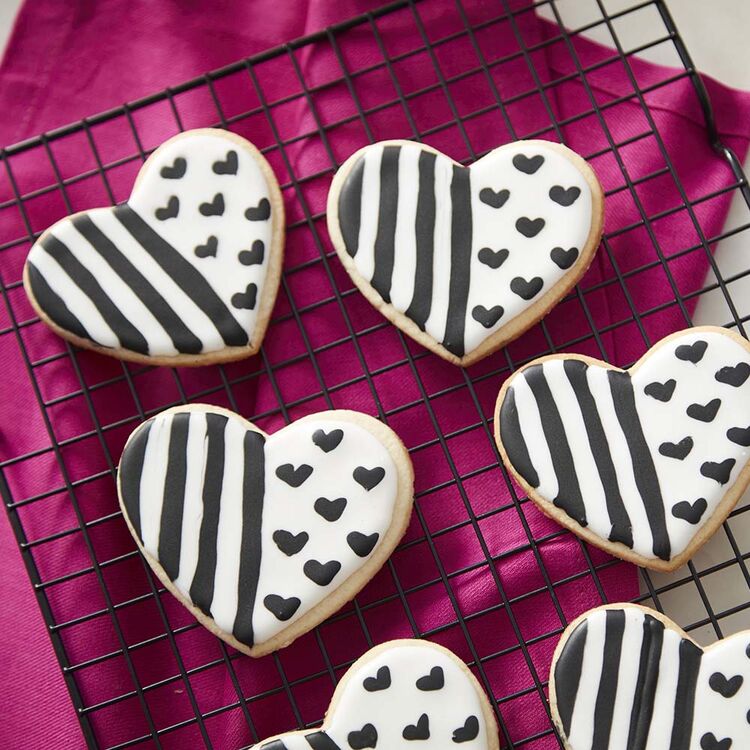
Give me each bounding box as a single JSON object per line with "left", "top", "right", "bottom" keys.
{"left": 551, "top": 604, "right": 750, "bottom": 750}
{"left": 117, "top": 406, "right": 413, "bottom": 655}
{"left": 327, "top": 139, "right": 603, "bottom": 366}
{"left": 252, "top": 639, "right": 498, "bottom": 749}
{"left": 495, "top": 326, "right": 750, "bottom": 571}
{"left": 24, "top": 128, "right": 284, "bottom": 365}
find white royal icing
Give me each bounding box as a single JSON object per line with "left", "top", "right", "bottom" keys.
{"left": 253, "top": 641, "right": 493, "bottom": 749}
{"left": 335, "top": 140, "right": 595, "bottom": 360}
{"left": 119, "top": 408, "right": 405, "bottom": 649}
{"left": 500, "top": 329, "right": 750, "bottom": 564}
{"left": 554, "top": 605, "right": 750, "bottom": 750}
{"left": 26, "top": 129, "right": 276, "bottom": 357}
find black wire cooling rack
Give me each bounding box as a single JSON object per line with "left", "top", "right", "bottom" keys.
{"left": 2, "top": 0, "right": 750, "bottom": 748}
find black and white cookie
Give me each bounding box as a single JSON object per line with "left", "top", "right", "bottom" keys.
{"left": 24, "top": 129, "right": 284, "bottom": 365}
{"left": 328, "top": 139, "right": 603, "bottom": 366}
{"left": 117, "top": 405, "right": 413, "bottom": 655}
{"left": 252, "top": 639, "right": 498, "bottom": 749}
{"left": 552, "top": 604, "right": 750, "bottom": 750}
{"left": 495, "top": 326, "right": 750, "bottom": 571}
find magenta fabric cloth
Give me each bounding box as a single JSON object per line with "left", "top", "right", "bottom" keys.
{"left": 2, "top": 1, "right": 750, "bottom": 749}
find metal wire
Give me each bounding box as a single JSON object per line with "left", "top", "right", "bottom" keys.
{"left": 1, "top": 0, "right": 750, "bottom": 748}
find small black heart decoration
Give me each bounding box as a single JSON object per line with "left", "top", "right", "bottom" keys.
{"left": 231, "top": 283, "right": 258, "bottom": 310}
{"left": 472, "top": 305, "right": 505, "bottom": 329}
{"left": 671, "top": 498, "right": 708, "bottom": 525}
{"left": 347, "top": 724, "right": 379, "bottom": 750}
{"left": 515, "top": 216, "right": 545, "bottom": 238}
{"left": 212, "top": 149, "right": 239, "bottom": 175}
{"left": 716, "top": 362, "right": 750, "bottom": 387}
{"left": 549, "top": 185, "right": 581, "bottom": 206}
{"left": 676, "top": 340, "right": 709, "bottom": 363}
{"left": 550, "top": 246, "right": 579, "bottom": 270}
{"left": 245, "top": 197, "right": 272, "bottom": 221}
{"left": 453, "top": 715, "right": 480, "bottom": 743}
{"left": 658, "top": 436, "right": 694, "bottom": 460}
{"left": 194, "top": 235, "right": 218, "bottom": 258}
{"left": 329, "top": 140, "right": 603, "bottom": 366}
{"left": 728, "top": 426, "right": 750, "bottom": 446}
{"left": 263, "top": 594, "right": 300, "bottom": 621}
{"left": 700, "top": 458, "right": 736, "bottom": 485}
{"left": 416, "top": 666, "right": 445, "bottom": 691}
{"left": 709, "top": 672, "right": 744, "bottom": 698}
{"left": 353, "top": 466, "right": 386, "bottom": 491}
{"left": 347, "top": 531, "right": 380, "bottom": 558}
{"left": 272, "top": 529, "right": 309, "bottom": 556}
{"left": 496, "top": 327, "right": 750, "bottom": 571}
{"left": 155, "top": 195, "right": 179, "bottom": 220}
{"left": 160, "top": 157, "right": 187, "bottom": 179}
{"left": 314, "top": 496, "right": 347, "bottom": 522}
{"left": 312, "top": 428, "right": 344, "bottom": 452}
{"left": 477, "top": 247, "right": 510, "bottom": 269}
{"left": 238, "top": 239, "right": 264, "bottom": 266}
{"left": 687, "top": 398, "right": 721, "bottom": 423}
{"left": 512, "top": 153, "right": 545, "bottom": 174}
{"left": 700, "top": 734, "right": 733, "bottom": 750}
{"left": 275, "top": 462, "right": 313, "bottom": 487}
{"left": 553, "top": 605, "right": 750, "bottom": 750}
{"left": 303, "top": 559, "right": 341, "bottom": 587}
{"left": 402, "top": 713, "right": 430, "bottom": 741}
{"left": 645, "top": 378, "right": 677, "bottom": 402}
{"left": 199, "top": 192, "right": 225, "bottom": 216}
{"left": 363, "top": 666, "right": 391, "bottom": 692}
{"left": 479, "top": 187, "right": 510, "bottom": 209}
{"left": 510, "top": 276, "right": 543, "bottom": 300}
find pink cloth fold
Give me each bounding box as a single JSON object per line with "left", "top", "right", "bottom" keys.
{"left": 2, "top": 1, "right": 750, "bottom": 748}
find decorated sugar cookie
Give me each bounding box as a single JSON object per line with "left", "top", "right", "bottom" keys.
{"left": 327, "top": 139, "right": 603, "bottom": 366}
{"left": 495, "top": 326, "right": 750, "bottom": 571}
{"left": 551, "top": 604, "right": 750, "bottom": 750}
{"left": 252, "top": 639, "right": 499, "bottom": 749}
{"left": 117, "top": 405, "right": 413, "bottom": 655}
{"left": 24, "top": 129, "right": 283, "bottom": 365}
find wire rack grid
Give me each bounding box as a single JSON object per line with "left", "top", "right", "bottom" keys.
{"left": 2, "top": 0, "right": 750, "bottom": 748}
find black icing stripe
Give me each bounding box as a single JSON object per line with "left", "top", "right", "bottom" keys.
{"left": 553, "top": 619, "right": 587, "bottom": 737}
{"left": 118, "top": 420, "right": 153, "bottom": 542}
{"left": 370, "top": 145, "right": 400, "bottom": 303}
{"left": 525, "top": 364, "right": 587, "bottom": 526}
{"left": 40, "top": 232, "right": 149, "bottom": 354}
{"left": 591, "top": 609, "right": 626, "bottom": 750}
{"left": 305, "top": 731, "right": 342, "bottom": 749}
{"left": 442, "top": 164, "right": 472, "bottom": 358}
{"left": 669, "top": 638, "right": 702, "bottom": 750}
{"left": 499, "top": 385, "right": 540, "bottom": 488}
{"left": 626, "top": 614, "right": 664, "bottom": 750}
{"left": 405, "top": 149, "right": 437, "bottom": 331}
{"left": 607, "top": 370, "right": 671, "bottom": 561}
{"left": 260, "top": 741, "right": 289, "bottom": 750}
{"left": 158, "top": 413, "right": 190, "bottom": 581}
{"left": 338, "top": 155, "right": 365, "bottom": 258}
{"left": 26, "top": 261, "right": 91, "bottom": 342}
{"left": 114, "top": 204, "right": 249, "bottom": 348}
{"left": 189, "top": 413, "right": 228, "bottom": 615}
{"left": 232, "top": 430, "right": 266, "bottom": 647}
{"left": 564, "top": 360, "right": 633, "bottom": 548}
{"left": 71, "top": 214, "right": 203, "bottom": 355}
